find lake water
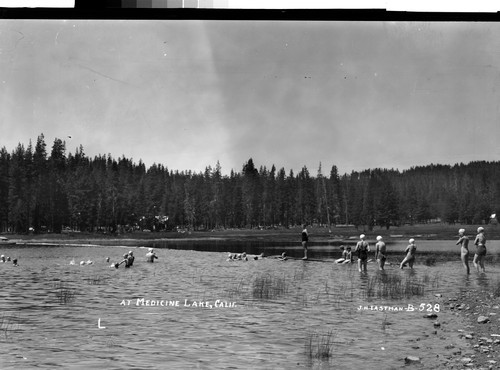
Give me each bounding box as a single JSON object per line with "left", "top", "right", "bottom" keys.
{"left": 0, "top": 240, "right": 499, "bottom": 369}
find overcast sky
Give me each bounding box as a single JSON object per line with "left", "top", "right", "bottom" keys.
{"left": 1, "top": 20, "right": 500, "bottom": 175}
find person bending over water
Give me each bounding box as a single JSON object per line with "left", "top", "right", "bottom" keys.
{"left": 473, "top": 227, "right": 486, "bottom": 273}
{"left": 456, "top": 228, "right": 470, "bottom": 274}
{"left": 113, "top": 253, "right": 131, "bottom": 269}
{"left": 355, "top": 234, "right": 370, "bottom": 272}
{"left": 146, "top": 248, "right": 158, "bottom": 263}
{"left": 127, "top": 251, "right": 135, "bottom": 266}
{"left": 375, "top": 236, "right": 386, "bottom": 271}
{"left": 400, "top": 239, "right": 417, "bottom": 269}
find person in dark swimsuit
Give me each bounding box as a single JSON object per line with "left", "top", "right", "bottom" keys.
{"left": 456, "top": 228, "right": 470, "bottom": 274}
{"left": 301, "top": 224, "right": 309, "bottom": 260}
{"left": 355, "top": 234, "right": 370, "bottom": 272}
{"left": 473, "top": 227, "right": 486, "bottom": 272}
{"left": 127, "top": 251, "right": 135, "bottom": 266}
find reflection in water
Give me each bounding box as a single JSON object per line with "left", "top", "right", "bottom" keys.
{"left": 461, "top": 273, "right": 472, "bottom": 289}
{"left": 0, "top": 242, "right": 498, "bottom": 369}
{"left": 476, "top": 272, "right": 489, "bottom": 288}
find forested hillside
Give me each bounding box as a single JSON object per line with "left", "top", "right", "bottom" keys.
{"left": 1, "top": 134, "right": 499, "bottom": 233}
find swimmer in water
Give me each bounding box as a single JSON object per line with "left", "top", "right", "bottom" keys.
{"left": 146, "top": 248, "right": 158, "bottom": 263}
{"left": 342, "top": 246, "right": 352, "bottom": 264}
{"left": 375, "top": 236, "right": 387, "bottom": 271}
{"left": 335, "top": 246, "right": 346, "bottom": 264}
{"left": 400, "top": 239, "right": 417, "bottom": 269}
{"left": 12, "top": 259, "right": 18, "bottom": 267}
{"left": 456, "top": 228, "right": 470, "bottom": 274}
{"left": 277, "top": 252, "right": 287, "bottom": 261}
{"left": 354, "top": 234, "right": 370, "bottom": 272}
{"left": 473, "top": 227, "right": 486, "bottom": 273}
{"left": 113, "top": 253, "right": 130, "bottom": 269}
{"left": 127, "top": 251, "right": 135, "bottom": 266}
{"left": 301, "top": 224, "right": 309, "bottom": 260}
{"left": 1, "top": 255, "right": 5, "bottom": 263}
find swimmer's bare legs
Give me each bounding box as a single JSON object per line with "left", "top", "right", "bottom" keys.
{"left": 461, "top": 253, "right": 470, "bottom": 274}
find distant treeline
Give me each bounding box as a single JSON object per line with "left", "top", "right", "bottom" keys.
{"left": 0, "top": 134, "right": 499, "bottom": 234}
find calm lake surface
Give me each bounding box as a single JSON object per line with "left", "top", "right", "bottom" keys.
{"left": 1, "top": 240, "right": 500, "bottom": 369}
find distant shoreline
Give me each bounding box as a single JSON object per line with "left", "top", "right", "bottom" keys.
{"left": 2, "top": 223, "right": 499, "bottom": 246}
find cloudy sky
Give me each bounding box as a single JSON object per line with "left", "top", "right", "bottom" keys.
{"left": 1, "top": 20, "right": 500, "bottom": 175}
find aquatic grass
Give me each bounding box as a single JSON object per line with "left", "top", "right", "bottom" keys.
{"left": 305, "top": 330, "right": 336, "bottom": 360}
{"left": 381, "top": 314, "right": 389, "bottom": 331}
{"left": 84, "top": 274, "right": 108, "bottom": 285}
{"left": 53, "top": 281, "right": 77, "bottom": 305}
{"left": 293, "top": 268, "right": 305, "bottom": 282}
{"left": 424, "top": 256, "right": 437, "bottom": 266}
{"left": 492, "top": 279, "right": 500, "bottom": 298}
{"left": 0, "top": 313, "right": 20, "bottom": 340}
{"left": 106, "top": 335, "right": 118, "bottom": 347}
{"left": 252, "top": 273, "right": 288, "bottom": 300}
{"left": 225, "top": 277, "right": 248, "bottom": 299}
{"left": 422, "top": 272, "right": 441, "bottom": 289}
{"left": 361, "top": 274, "right": 425, "bottom": 300}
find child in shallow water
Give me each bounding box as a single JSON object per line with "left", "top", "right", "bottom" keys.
{"left": 343, "top": 246, "right": 352, "bottom": 264}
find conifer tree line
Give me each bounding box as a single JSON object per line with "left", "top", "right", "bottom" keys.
{"left": 1, "top": 134, "right": 499, "bottom": 233}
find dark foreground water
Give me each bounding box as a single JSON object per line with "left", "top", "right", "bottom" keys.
{"left": 0, "top": 240, "right": 499, "bottom": 369}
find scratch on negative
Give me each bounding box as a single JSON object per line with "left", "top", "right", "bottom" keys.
{"left": 76, "top": 63, "right": 130, "bottom": 86}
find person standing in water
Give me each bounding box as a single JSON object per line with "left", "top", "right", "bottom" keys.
{"left": 146, "top": 248, "right": 158, "bottom": 263}
{"left": 456, "top": 228, "right": 470, "bottom": 274}
{"left": 127, "top": 251, "right": 135, "bottom": 266}
{"left": 301, "top": 224, "right": 309, "bottom": 260}
{"left": 473, "top": 227, "right": 487, "bottom": 272}
{"left": 354, "top": 234, "right": 370, "bottom": 272}
{"left": 375, "top": 235, "right": 387, "bottom": 271}
{"left": 400, "top": 239, "right": 417, "bottom": 269}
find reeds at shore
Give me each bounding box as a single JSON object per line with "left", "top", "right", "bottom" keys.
{"left": 0, "top": 313, "right": 20, "bottom": 340}
{"left": 53, "top": 281, "right": 77, "bottom": 305}
{"left": 362, "top": 273, "right": 425, "bottom": 300}
{"left": 305, "top": 330, "right": 336, "bottom": 360}
{"left": 252, "top": 273, "right": 288, "bottom": 300}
